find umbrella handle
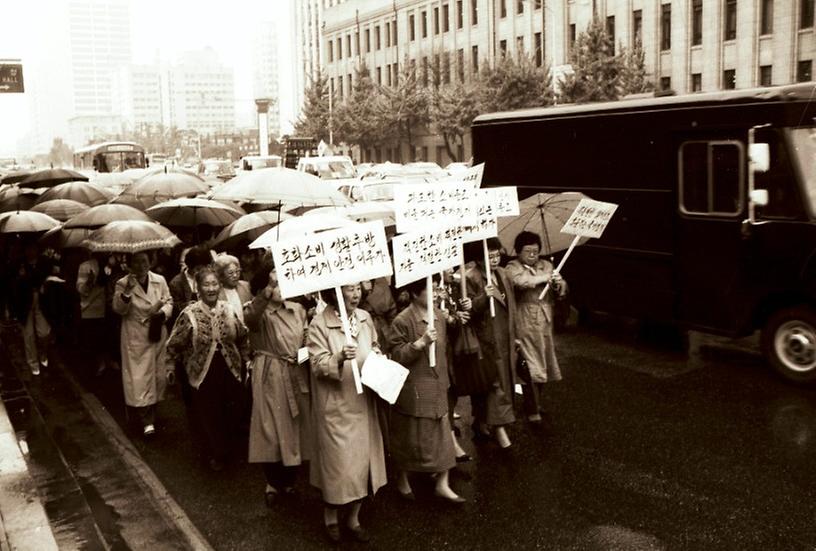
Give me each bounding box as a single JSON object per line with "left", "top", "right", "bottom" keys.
{"left": 538, "top": 235, "right": 580, "bottom": 300}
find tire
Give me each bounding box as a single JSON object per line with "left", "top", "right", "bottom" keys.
{"left": 761, "top": 306, "right": 816, "bottom": 384}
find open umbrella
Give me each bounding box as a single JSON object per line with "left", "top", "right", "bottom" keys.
{"left": 19, "top": 168, "right": 89, "bottom": 188}
{"left": 82, "top": 220, "right": 181, "bottom": 254}
{"left": 0, "top": 210, "right": 60, "bottom": 233}
{"left": 0, "top": 170, "right": 32, "bottom": 186}
{"left": 249, "top": 213, "right": 356, "bottom": 249}
{"left": 303, "top": 201, "right": 396, "bottom": 227}
{"left": 212, "top": 210, "right": 294, "bottom": 251}
{"left": 112, "top": 172, "right": 209, "bottom": 210}
{"left": 36, "top": 180, "right": 113, "bottom": 206}
{"left": 30, "top": 199, "right": 90, "bottom": 221}
{"left": 497, "top": 192, "right": 590, "bottom": 255}
{"left": 63, "top": 203, "right": 151, "bottom": 229}
{"left": 211, "top": 167, "right": 350, "bottom": 207}
{"left": 146, "top": 197, "right": 243, "bottom": 227}
{"left": 41, "top": 226, "right": 94, "bottom": 249}
{"left": 0, "top": 186, "right": 43, "bottom": 213}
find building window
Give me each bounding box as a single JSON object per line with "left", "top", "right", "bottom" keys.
{"left": 376, "top": 67, "right": 382, "bottom": 85}
{"left": 632, "top": 10, "right": 642, "bottom": 44}
{"left": 433, "top": 54, "right": 441, "bottom": 86}
{"left": 434, "top": 7, "right": 440, "bottom": 33}
{"left": 723, "top": 69, "right": 736, "bottom": 89}
{"left": 457, "top": 49, "right": 464, "bottom": 82}
{"left": 421, "top": 56, "right": 429, "bottom": 86}
{"left": 365, "top": 29, "right": 371, "bottom": 52}
{"left": 517, "top": 0, "right": 524, "bottom": 15}
{"left": 385, "top": 22, "right": 390, "bottom": 47}
{"left": 534, "top": 32, "right": 543, "bottom": 67}
{"left": 724, "top": 0, "right": 737, "bottom": 40}
{"left": 680, "top": 141, "right": 744, "bottom": 216}
{"left": 443, "top": 53, "right": 451, "bottom": 84}
{"left": 471, "top": 0, "right": 478, "bottom": 24}
{"left": 660, "top": 76, "right": 671, "bottom": 91}
{"left": 422, "top": 11, "right": 428, "bottom": 37}
{"left": 802, "top": 0, "right": 815, "bottom": 28}
{"left": 457, "top": 0, "right": 463, "bottom": 28}
{"left": 443, "top": 4, "right": 450, "bottom": 32}
{"left": 375, "top": 26, "right": 381, "bottom": 50}
{"left": 691, "top": 0, "right": 702, "bottom": 46}
{"left": 329, "top": 77, "right": 334, "bottom": 97}
{"left": 606, "top": 16, "right": 615, "bottom": 50}
{"left": 760, "top": 65, "right": 772, "bottom": 86}
{"left": 660, "top": 4, "right": 671, "bottom": 50}
{"left": 328, "top": 40, "right": 333, "bottom": 62}
{"left": 393, "top": 21, "right": 398, "bottom": 44}
{"left": 338, "top": 76, "right": 343, "bottom": 98}
{"left": 761, "top": 0, "right": 773, "bottom": 35}
{"left": 348, "top": 73, "right": 353, "bottom": 95}
{"left": 409, "top": 14, "right": 415, "bottom": 41}
{"left": 516, "top": 36, "right": 524, "bottom": 57}
{"left": 337, "top": 37, "right": 343, "bottom": 59}
{"left": 569, "top": 24, "right": 576, "bottom": 52}
{"left": 346, "top": 34, "right": 351, "bottom": 56}
{"left": 500, "top": 0, "right": 506, "bottom": 18}
{"left": 471, "top": 45, "right": 479, "bottom": 73}
{"left": 798, "top": 60, "right": 813, "bottom": 82}
{"left": 499, "top": 39, "right": 508, "bottom": 57}
{"left": 691, "top": 73, "right": 702, "bottom": 92}
{"left": 386, "top": 65, "right": 392, "bottom": 86}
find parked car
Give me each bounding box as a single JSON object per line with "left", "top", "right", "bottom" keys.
{"left": 336, "top": 179, "right": 401, "bottom": 202}
{"left": 240, "top": 155, "right": 282, "bottom": 171}
{"left": 200, "top": 159, "right": 236, "bottom": 181}
{"left": 296, "top": 155, "right": 356, "bottom": 179}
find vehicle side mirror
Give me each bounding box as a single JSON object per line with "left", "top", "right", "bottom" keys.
{"left": 750, "top": 189, "right": 769, "bottom": 207}
{"left": 749, "top": 143, "right": 770, "bottom": 173}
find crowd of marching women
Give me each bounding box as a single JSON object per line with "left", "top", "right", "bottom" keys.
{"left": 0, "top": 226, "right": 567, "bottom": 544}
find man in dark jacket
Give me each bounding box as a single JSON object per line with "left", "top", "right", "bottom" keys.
{"left": 9, "top": 244, "right": 49, "bottom": 375}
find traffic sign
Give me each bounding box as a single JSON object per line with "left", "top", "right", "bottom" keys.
{"left": 0, "top": 63, "right": 24, "bottom": 93}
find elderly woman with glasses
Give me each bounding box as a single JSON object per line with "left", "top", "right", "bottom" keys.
{"left": 504, "top": 231, "right": 567, "bottom": 423}
{"left": 214, "top": 254, "right": 253, "bottom": 323}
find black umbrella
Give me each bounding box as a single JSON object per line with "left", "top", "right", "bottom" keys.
{"left": 19, "top": 168, "right": 89, "bottom": 189}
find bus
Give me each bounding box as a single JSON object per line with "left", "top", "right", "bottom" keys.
{"left": 73, "top": 141, "right": 146, "bottom": 173}
{"left": 471, "top": 83, "right": 816, "bottom": 382}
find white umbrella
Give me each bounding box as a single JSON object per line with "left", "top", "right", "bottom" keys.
{"left": 212, "top": 167, "right": 350, "bottom": 207}
{"left": 249, "top": 213, "right": 356, "bottom": 249}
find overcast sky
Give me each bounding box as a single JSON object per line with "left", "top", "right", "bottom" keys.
{"left": 0, "top": 0, "right": 295, "bottom": 157}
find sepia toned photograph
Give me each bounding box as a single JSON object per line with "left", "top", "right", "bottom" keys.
{"left": 0, "top": 0, "right": 814, "bottom": 549}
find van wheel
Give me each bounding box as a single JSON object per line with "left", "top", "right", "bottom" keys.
{"left": 761, "top": 307, "right": 816, "bottom": 383}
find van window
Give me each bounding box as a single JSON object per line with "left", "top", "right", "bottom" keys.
{"left": 754, "top": 129, "right": 805, "bottom": 219}
{"left": 679, "top": 140, "right": 744, "bottom": 216}
{"left": 788, "top": 126, "right": 816, "bottom": 217}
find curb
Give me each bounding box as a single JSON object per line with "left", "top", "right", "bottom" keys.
{"left": 0, "top": 398, "right": 59, "bottom": 551}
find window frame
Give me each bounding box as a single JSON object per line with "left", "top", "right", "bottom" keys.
{"left": 678, "top": 139, "right": 746, "bottom": 218}
{"left": 691, "top": 0, "right": 703, "bottom": 46}
{"left": 724, "top": 0, "right": 737, "bottom": 41}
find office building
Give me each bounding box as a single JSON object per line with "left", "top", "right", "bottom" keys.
{"left": 294, "top": 0, "right": 325, "bottom": 120}
{"left": 252, "top": 21, "right": 283, "bottom": 137}
{"left": 111, "top": 64, "right": 164, "bottom": 131}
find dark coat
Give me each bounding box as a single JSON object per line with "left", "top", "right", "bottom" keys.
{"left": 168, "top": 271, "right": 196, "bottom": 323}
{"left": 9, "top": 260, "right": 47, "bottom": 323}
{"left": 389, "top": 303, "right": 450, "bottom": 419}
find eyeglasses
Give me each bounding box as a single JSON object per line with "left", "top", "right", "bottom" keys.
{"left": 225, "top": 269, "right": 241, "bottom": 277}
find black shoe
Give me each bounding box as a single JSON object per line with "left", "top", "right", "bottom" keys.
{"left": 325, "top": 523, "right": 341, "bottom": 543}
{"left": 264, "top": 488, "right": 277, "bottom": 508}
{"left": 455, "top": 453, "right": 472, "bottom": 463}
{"left": 397, "top": 489, "right": 416, "bottom": 501}
{"left": 347, "top": 525, "right": 370, "bottom": 543}
{"left": 471, "top": 424, "right": 491, "bottom": 442}
{"left": 208, "top": 458, "right": 224, "bottom": 472}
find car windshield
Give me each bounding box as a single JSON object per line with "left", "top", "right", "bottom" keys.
{"left": 248, "top": 158, "right": 281, "bottom": 170}
{"left": 360, "top": 183, "right": 394, "bottom": 201}
{"left": 789, "top": 126, "right": 816, "bottom": 216}
{"left": 204, "top": 162, "right": 233, "bottom": 176}
{"left": 311, "top": 160, "right": 355, "bottom": 179}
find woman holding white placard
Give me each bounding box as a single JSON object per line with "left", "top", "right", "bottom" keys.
{"left": 505, "top": 231, "right": 567, "bottom": 423}
{"left": 388, "top": 278, "right": 468, "bottom": 504}
{"left": 308, "top": 283, "right": 386, "bottom": 544}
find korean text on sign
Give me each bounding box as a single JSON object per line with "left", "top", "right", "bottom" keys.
{"left": 561, "top": 198, "right": 618, "bottom": 239}
{"left": 272, "top": 220, "right": 393, "bottom": 299}
{"left": 393, "top": 183, "right": 478, "bottom": 233}
{"left": 392, "top": 227, "right": 466, "bottom": 288}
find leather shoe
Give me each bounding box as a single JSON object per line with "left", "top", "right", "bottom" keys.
{"left": 398, "top": 489, "right": 416, "bottom": 501}
{"left": 325, "top": 523, "right": 341, "bottom": 543}
{"left": 455, "top": 453, "right": 471, "bottom": 463}
{"left": 347, "top": 525, "right": 370, "bottom": 543}
{"left": 264, "top": 488, "right": 277, "bottom": 508}
{"left": 434, "top": 490, "right": 466, "bottom": 505}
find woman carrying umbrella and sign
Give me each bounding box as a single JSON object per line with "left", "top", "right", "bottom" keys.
{"left": 112, "top": 251, "right": 174, "bottom": 436}
{"left": 308, "top": 282, "right": 386, "bottom": 544}
{"left": 504, "top": 231, "right": 567, "bottom": 423}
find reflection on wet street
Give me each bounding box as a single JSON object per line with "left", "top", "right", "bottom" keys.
{"left": 7, "top": 317, "right": 816, "bottom": 550}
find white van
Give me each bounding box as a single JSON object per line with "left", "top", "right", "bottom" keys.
{"left": 296, "top": 155, "right": 356, "bottom": 180}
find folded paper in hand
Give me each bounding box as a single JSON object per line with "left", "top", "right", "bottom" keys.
{"left": 361, "top": 353, "right": 409, "bottom": 405}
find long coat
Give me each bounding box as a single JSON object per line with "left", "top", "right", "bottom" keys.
{"left": 112, "top": 272, "right": 173, "bottom": 407}
{"left": 308, "top": 306, "right": 387, "bottom": 506}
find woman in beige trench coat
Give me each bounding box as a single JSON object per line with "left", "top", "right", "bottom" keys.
{"left": 112, "top": 251, "right": 173, "bottom": 436}
{"left": 308, "top": 283, "right": 386, "bottom": 544}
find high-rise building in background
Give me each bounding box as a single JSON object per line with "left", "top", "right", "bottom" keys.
{"left": 319, "top": 0, "right": 815, "bottom": 164}
{"left": 110, "top": 64, "right": 164, "bottom": 131}
{"left": 164, "top": 48, "right": 237, "bottom": 134}
{"left": 252, "top": 21, "right": 282, "bottom": 137}
{"left": 293, "top": 0, "right": 324, "bottom": 123}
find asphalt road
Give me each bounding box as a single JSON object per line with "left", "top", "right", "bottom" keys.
{"left": 42, "top": 317, "right": 816, "bottom": 549}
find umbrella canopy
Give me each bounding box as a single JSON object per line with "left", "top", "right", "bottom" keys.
{"left": 249, "top": 213, "right": 356, "bottom": 249}
{"left": 36, "top": 181, "right": 113, "bottom": 207}
{"left": 19, "top": 168, "right": 89, "bottom": 188}
{"left": 146, "top": 197, "right": 243, "bottom": 227}
{"left": 113, "top": 172, "right": 209, "bottom": 210}
{"left": 138, "top": 165, "right": 204, "bottom": 182}
{"left": 0, "top": 187, "right": 45, "bottom": 213}
{"left": 0, "top": 170, "right": 32, "bottom": 186}
{"left": 0, "top": 210, "right": 60, "bottom": 233}
{"left": 212, "top": 210, "right": 294, "bottom": 251}
{"left": 30, "top": 199, "right": 90, "bottom": 222}
{"left": 212, "top": 167, "right": 350, "bottom": 207}
{"left": 64, "top": 203, "right": 152, "bottom": 229}
{"left": 82, "top": 220, "right": 181, "bottom": 254}
{"left": 303, "top": 201, "right": 396, "bottom": 227}
{"left": 40, "top": 226, "right": 94, "bottom": 249}
{"left": 497, "top": 192, "right": 590, "bottom": 255}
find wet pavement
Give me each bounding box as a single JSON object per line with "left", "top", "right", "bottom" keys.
{"left": 5, "top": 315, "right": 816, "bottom": 550}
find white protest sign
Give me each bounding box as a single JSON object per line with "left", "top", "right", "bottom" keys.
{"left": 490, "top": 186, "right": 520, "bottom": 217}
{"left": 393, "top": 182, "right": 478, "bottom": 234}
{"left": 561, "top": 198, "right": 618, "bottom": 239}
{"left": 272, "top": 220, "right": 392, "bottom": 299}
{"left": 392, "top": 226, "right": 466, "bottom": 287}
{"left": 459, "top": 189, "right": 498, "bottom": 243}
{"left": 442, "top": 163, "right": 485, "bottom": 189}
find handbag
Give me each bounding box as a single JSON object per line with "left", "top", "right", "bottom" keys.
{"left": 147, "top": 312, "right": 165, "bottom": 343}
